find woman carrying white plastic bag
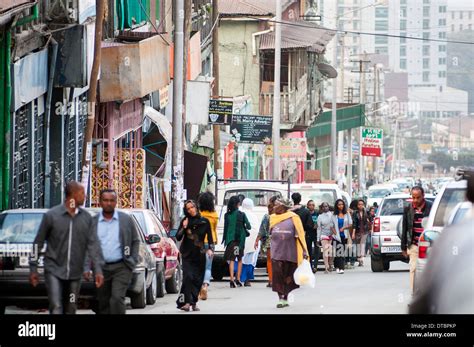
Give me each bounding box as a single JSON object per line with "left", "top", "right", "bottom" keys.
{"left": 293, "top": 259, "right": 316, "bottom": 288}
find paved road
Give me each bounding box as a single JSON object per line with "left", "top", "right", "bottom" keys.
{"left": 5, "top": 256, "right": 412, "bottom": 314}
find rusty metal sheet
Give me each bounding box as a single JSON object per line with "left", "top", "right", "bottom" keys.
{"left": 99, "top": 34, "right": 170, "bottom": 103}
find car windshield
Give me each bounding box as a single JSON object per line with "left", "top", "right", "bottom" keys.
{"left": 0, "top": 213, "right": 44, "bottom": 243}
{"left": 379, "top": 198, "right": 408, "bottom": 216}
{"left": 298, "top": 190, "right": 337, "bottom": 207}
{"left": 223, "top": 190, "right": 283, "bottom": 207}
{"left": 433, "top": 188, "right": 466, "bottom": 227}
{"left": 369, "top": 189, "right": 391, "bottom": 198}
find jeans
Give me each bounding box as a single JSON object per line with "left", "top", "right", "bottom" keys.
{"left": 44, "top": 272, "right": 81, "bottom": 314}
{"left": 305, "top": 237, "right": 319, "bottom": 269}
{"left": 203, "top": 243, "right": 213, "bottom": 286}
{"left": 334, "top": 239, "right": 347, "bottom": 270}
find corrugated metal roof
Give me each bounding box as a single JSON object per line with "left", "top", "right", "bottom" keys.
{"left": 219, "top": 0, "right": 292, "bottom": 17}
{"left": 259, "top": 21, "right": 336, "bottom": 54}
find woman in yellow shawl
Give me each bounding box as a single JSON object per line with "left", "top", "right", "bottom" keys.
{"left": 269, "top": 198, "right": 309, "bottom": 308}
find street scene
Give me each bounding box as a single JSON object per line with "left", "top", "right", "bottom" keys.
{"left": 0, "top": 0, "right": 473, "bottom": 326}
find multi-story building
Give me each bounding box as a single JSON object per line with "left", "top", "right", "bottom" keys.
{"left": 447, "top": 0, "right": 474, "bottom": 33}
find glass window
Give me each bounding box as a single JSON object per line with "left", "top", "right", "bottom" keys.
{"left": 452, "top": 206, "right": 469, "bottom": 224}
{"left": 423, "top": 45, "right": 430, "bottom": 55}
{"left": 423, "top": 58, "right": 430, "bottom": 69}
{"left": 0, "top": 213, "right": 44, "bottom": 243}
{"left": 400, "top": 59, "right": 407, "bottom": 69}
{"left": 423, "top": 7, "right": 430, "bottom": 17}
{"left": 423, "top": 71, "right": 430, "bottom": 82}
{"left": 375, "top": 7, "right": 388, "bottom": 18}
{"left": 438, "top": 71, "right": 446, "bottom": 78}
{"left": 400, "top": 7, "right": 407, "bottom": 18}
{"left": 439, "top": 45, "right": 446, "bottom": 52}
{"left": 439, "top": 57, "right": 446, "bottom": 65}
{"left": 433, "top": 188, "right": 466, "bottom": 227}
{"left": 296, "top": 190, "right": 338, "bottom": 208}
{"left": 400, "top": 46, "right": 406, "bottom": 56}
{"left": 147, "top": 212, "right": 167, "bottom": 238}
{"left": 439, "top": 18, "right": 446, "bottom": 26}
{"left": 375, "top": 35, "right": 388, "bottom": 44}
{"left": 400, "top": 19, "right": 407, "bottom": 30}
{"left": 223, "top": 190, "right": 283, "bottom": 207}
{"left": 438, "top": 32, "right": 446, "bottom": 39}
{"left": 131, "top": 211, "right": 147, "bottom": 233}
{"left": 438, "top": 6, "right": 446, "bottom": 13}
{"left": 423, "top": 32, "right": 430, "bottom": 39}
{"left": 423, "top": 19, "right": 430, "bottom": 29}
{"left": 423, "top": 0, "right": 429, "bottom": 3}
{"left": 400, "top": 32, "right": 407, "bottom": 44}
{"left": 375, "top": 46, "right": 388, "bottom": 54}
{"left": 400, "top": 0, "right": 406, "bottom": 4}
{"left": 368, "top": 189, "right": 392, "bottom": 198}
{"left": 380, "top": 198, "right": 411, "bottom": 216}
{"left": 375, "top": 20, "right": 388, "bottom": 30}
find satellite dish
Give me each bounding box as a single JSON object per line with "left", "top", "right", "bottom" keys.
{"left": 317, "top": 63, "right": 338, "bottom": 78}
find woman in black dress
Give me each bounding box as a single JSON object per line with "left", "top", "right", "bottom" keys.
{"left": 176, "top": 200, "right": 214, "bottom": 311}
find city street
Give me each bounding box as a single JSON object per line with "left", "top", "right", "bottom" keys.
{"left": 6, "top": 258, "right": 412, "bottom": 315}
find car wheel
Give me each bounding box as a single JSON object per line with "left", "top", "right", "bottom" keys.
{"left": 146, "top": 272, "right": 157, "bottom": 305}
{"left": 130, "top": 276, "right": 147, "bottom": 309}
{"left": 166, "top": 261, "right": 182, "bottom": 294}
{"left": 383, "top": 260, "right": 390, "bottom": 271}
{"left": 156, "top": 267, "right": 166, "bottom": 298}
{"left": 371, "top": 255, "right": 384, "bottom": 272}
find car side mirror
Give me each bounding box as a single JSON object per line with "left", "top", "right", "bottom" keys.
{"left": 146, "top": 234, "right": 161, "bottom": 244}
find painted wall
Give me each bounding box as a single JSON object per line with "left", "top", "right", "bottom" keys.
{"left": 218, "top": 20, "right": 262, "bottom": 115}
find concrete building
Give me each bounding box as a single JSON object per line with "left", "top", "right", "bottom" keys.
{"left": 432, "top": 117, "right": 474, "bottom": 150}
{"left": 447, "top": 0, "right": 474, "bottom": 33}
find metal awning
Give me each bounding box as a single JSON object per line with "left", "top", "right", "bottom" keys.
{"left": 259, "top": 20, "right": 335, "bottom": 54}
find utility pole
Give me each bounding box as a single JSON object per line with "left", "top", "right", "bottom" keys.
{"left": 171, "top": 0, "right": 185, "bottom": 231}
{"left": 347, "top": 128, "right": 353, "bottom": 197}
{"left": 81, "top": 0, "right": 105, "bottom": 197}
{"left": 272, "top": 0, "right": 282, "bottom": 180}
{"left": 212, "top": 0, "right": 221, "bottom": 173}
{"left": 331, "top": 29, "right": 338, "bottom": 181}
{"left": 390, "top": 117, "right": 399, "bottom": 180}
{"left": 351, "top": 55, "right": 370, "bottom": 195}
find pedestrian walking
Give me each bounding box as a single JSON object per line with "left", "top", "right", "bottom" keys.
{"left": 176, "top": 200, "right": 214, "bottom": 311}
{"left": 351, "top": 199, "right": 370, "bottom": 266}
{"left": 255, "top": 196, "right": 278, "bottom": 287}
{"left": 332, "top": 199, "right": 353, "bottom": 274}
{"left": 197, "top": 192, "right": 218, "bottom": 301}
{"left": 291, "top": 193, "right": 315, "bottom": 270}
{"left": 87, "top": 189, "right": 140, "bottom": 314}
{"left": 238, "top": 198, "right": 260, "bottom": 286}
{"left": 223, "top": 196, "right": 250, "bottom": 288}
{"left": 317, "top": 202, "right": 335, "bottom": 273}
{"left": 269, "top": 198, "right": 308, "bottom": 308}
{"left": 29, "top": 181, "right": 104, "bottom": 314}
{"left": 401, "top": 186, "right": 432, "bottom": 294}
{"left": 307, "top": 200, "right": 320, "bottom": 272}
{"left": 366, "top": 206, "right": 376, "bottom": 255}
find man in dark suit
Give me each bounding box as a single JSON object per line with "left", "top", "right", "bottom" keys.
{"left": 85, "top": 189, "right": 140, "bottom": 314}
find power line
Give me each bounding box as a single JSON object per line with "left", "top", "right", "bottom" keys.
{"left": 244, "top": 16, "right": 474, "bottom": 45}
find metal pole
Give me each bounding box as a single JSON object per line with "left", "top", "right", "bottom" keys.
{"left": 347, "top": 128, "right": 353, "bottom": 197}
{"left": 171, "top": 0, "right": 185, "bottom": 231}
{"left": 81, "top": 0, "right": 105, "bottom": 192}
{"left": 331, "top": 29, "right": 338, "bottom": 181}
{"left": 272, "top": 0, "right": 281, "bottom": 180}
{"left": 390, "top": 118, "right": 398, "bottom": 180}
{"left": 212, "top": 0, "right": 221, "bottom": 173}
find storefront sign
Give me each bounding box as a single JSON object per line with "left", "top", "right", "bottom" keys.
{"left": 208, "top": 99, "right": 233, "bottom": 124}
{"left": 230, "top": 115, "right": 272, "bottom": 144}
{"left": 361, "top": 127, "right": 383, "bottom": 157}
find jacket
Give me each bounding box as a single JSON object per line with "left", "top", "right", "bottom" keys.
{"left": 200, "top": 210, "right": 218, "bottom": 245}
{"left": 86, "top": 211, "right": 140, "bottom": 272}
{"left": 292, "top": 205, "right": 315, "bottom": 239}
{"left": 223, "top": 210, "right": 250, "bottom": 250}
{"left": 30, "top": 204, "right": 103, "bottom": 280}
{"left": 352, "top": 210, "right": 370, "bottom": 235}
{"left": 331, "top": 213, "right": 353, "bottom": 241}
{"left": 176, "top": 215, "right": 213, "bottom": 259}
{"left": 401, "top": 200, "right": 432, "bottom": 251}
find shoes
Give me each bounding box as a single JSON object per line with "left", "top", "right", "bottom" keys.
{"left": 230, "top": 281, "right": 236, "bottom": 288}
{"left": 199, "top": 286, "right": 208, "bottom": 300}
{"left": 266, "top": 282, "right": 272, "bottom": 288}
{"left": 358, "top": 262, "right": 363, "bottom": 267}
{"left": 244, "top": 280, "right": 251, "bottom": 287}
{"left": 336, "top": 268, "right": 341, "bottom": 274}
{"left": 235, "top": 280, "right": 243, "bottom": 287}
{"left": 179, "top": 304, "right": 191, "bottom": 312}
{"left": 339, "top": 269, "right": 344, "bottom": 274}
{"left": 192, "top": 304, "right": 200, "bottom": 312}
{"left": 277, "top": 300, "right": 289, "bottom": 308}
{"left": 312, "top": 267, "right": 317, "bottom": 273}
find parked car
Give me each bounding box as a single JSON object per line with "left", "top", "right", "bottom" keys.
{"left": 366, "top": 184, "right": 396, "bottom": 208}
{"left": 212, "top": 181, "right": 289, "bottom": 280}
{"left": 414, "top": 178, "right": 468, "bottom": 292}
{"left": 0, "top": 208, "right": 159, "bottom": 314}
{"left": 370, "top": 194, "right": 435, "bottom": 272}
{"left": 127, "top": 209, "right": 181, "bottom": 296}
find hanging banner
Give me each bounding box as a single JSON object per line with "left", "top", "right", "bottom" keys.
{"left": 209, "top": 99, "right": 233, "bottom": 124}
{"left": 266, "top": 138, "right": 307, "bottom": 161}
{"left": 230, "top": 115, "right": 272, "bottom": 144}
{"left": 361, "top": 127, "right": 383, "bottom": 157}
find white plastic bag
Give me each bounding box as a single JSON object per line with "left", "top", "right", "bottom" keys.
{"left": 293, "top": 259, "right": 316, "bottom": 288}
